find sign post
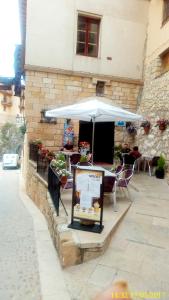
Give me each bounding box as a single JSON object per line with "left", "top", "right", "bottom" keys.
{"left": 68, "top": 166, "right": 104, "bottom": 233}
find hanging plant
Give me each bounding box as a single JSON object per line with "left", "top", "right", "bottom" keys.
{"left": 126, "top": 122, "right": 137, "bottom": 136}
{"left": 140, "top": 120, "right": 151, "bottom": 134}
{"left": 155, "top": 119, "right": 169, "bottom": 131}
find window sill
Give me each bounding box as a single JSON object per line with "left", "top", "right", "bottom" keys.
{"left": 76, "top": 54, "right": 99, "bottom": 59}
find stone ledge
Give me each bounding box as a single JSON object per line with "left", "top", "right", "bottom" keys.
{"left": 25, "top": 64, "right": 143, "bottom": 85}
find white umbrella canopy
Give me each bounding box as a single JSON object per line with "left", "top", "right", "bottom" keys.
{"left": 46, "top": 97, "right": 143, "bottom": 163}
{"left": 46, "top": 96, "right": 142, "bottom": 122}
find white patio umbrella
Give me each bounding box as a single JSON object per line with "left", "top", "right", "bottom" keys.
{"left": 46, "top": 97, "right": 143, "bottom": 163}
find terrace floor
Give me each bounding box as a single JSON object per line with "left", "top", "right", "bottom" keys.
{"left": 63, "top": 173, "right": 169, "bottom": 300}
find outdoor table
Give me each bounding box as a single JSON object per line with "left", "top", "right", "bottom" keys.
{"left": 77, "top": 165, "right": 115, "bottom": 177}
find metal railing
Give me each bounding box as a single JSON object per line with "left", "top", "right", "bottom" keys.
{"left": 29, "top": 143, "right": 39, "bottom": 162}
{"left": 48, "top": 165, "right": 68, "bottom": 216}
{"left": 37, "top": 153, "right": 50, "bottom": 182}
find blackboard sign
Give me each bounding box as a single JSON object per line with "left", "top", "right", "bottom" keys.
{"left": 68, "top": 166, "right": 104, "bottom": 233}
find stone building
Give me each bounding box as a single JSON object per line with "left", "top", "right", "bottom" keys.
{"left": 0, "top": 79, "right": 20, "bottom": 127}
{"left": 137, "top": 0, "right": 169, "bottom": 164}
{"left": 22, "top": 1, "right": 169, "bottom": 269}
{"left": 24, "top": 0, "right": 149, "bottom": 163}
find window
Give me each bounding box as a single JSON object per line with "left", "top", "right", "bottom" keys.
{"left": 96, "top": 81, "right": 105, "bottom": 96}
{"left": 161, "top": 50, "right": 169, "bottom": 73}
{"left": 76, "top": 15, "right": 100, "bottom": 57}
{"left": 163, "top": 0, "right": 169, "bottom": 24}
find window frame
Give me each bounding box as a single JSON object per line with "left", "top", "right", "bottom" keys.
{"left": 162, "top": 0, "right": 169, "bottom": 25}
{"left": 76, "top": 15, "right": 100, "bottom": 58}
{"left": 160, "top": 49, "right": 169, "bottom": 74}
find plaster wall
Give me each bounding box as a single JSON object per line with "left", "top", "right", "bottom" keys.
{"left": 146, "top": 0, "right": 169, "bottom": 61}
{"left": 25, "top": 0, "right": 149, "bottom": 80}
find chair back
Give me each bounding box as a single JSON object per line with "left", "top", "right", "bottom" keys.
{"left": 115, "top": 164, "right": 124, "bottom": 176}
{"left": 133, "top": 156, "right": 142, "bottom": 172}
{"left": 123, "top": 153, "right": 135, "bottom": 165}
{"left": 70, "top": 153, "right": 81, "bottom": 165}
{"left": 124, "top": 168, "right": 133, "bottom": 183}
{"left": 117, "top": 169, "right": 133, "bottom": 187}
{"left": 103, "top": 176, "right": 116, "bottom": 193}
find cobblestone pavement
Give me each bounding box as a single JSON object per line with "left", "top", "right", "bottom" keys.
{"left": 0, "top": 167, "right": 41, "bottom": 300}
{"left": 63, "top": 174, "right": 169, "bottom": 300}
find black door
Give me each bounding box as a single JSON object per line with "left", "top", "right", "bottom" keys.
{"left": 79, "top": 121, "right": 114, "bottom": 164}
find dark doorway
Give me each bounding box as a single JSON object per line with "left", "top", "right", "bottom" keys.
{"left": 79, "top": 121, "right": 114, "bottom": 164}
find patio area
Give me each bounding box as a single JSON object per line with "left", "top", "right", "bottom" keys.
{"left": 63, "top": 173, "right": 169, "bottom": 300}
{"left": 59, "top": 184, "right": 132, "bottom": 253}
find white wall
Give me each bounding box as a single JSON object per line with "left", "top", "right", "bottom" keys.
{"left": 26, "top": 0, "right": 149, "bottom": 80}
{"left": 146, "top": 0, "right": 169, "bottom": 61}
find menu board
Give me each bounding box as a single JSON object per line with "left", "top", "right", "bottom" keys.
{"left": 68, "top": 167, "right": 104, "bottom": 233}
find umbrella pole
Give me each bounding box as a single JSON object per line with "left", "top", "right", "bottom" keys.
{"left": 92, "top": 117, "right": 95, "bottom": 165}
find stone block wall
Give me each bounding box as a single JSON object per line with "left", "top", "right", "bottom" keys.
{"left": 26, "top": 160, "right": 82, "bottom": 267}
{"left": 137, "top": 57, "right": 169, "bottom": 164}
{"left": 25, "top": 68, "right": 142, "bottom": 150}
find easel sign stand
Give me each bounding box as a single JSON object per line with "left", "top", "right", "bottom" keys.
{"left": 68, "top": 166, "right": 104, "bottom": 233}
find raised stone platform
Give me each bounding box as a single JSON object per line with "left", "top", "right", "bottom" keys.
{"left": 57, "top": 190, "right": 131, "bottom": 266}
{"left": 26, "top": 160, "right": 132, "bottom": 267}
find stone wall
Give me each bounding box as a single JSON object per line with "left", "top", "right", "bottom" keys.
{"left": 137, "top": 57, "right": 169, "bottom": 165}
{"left": 26, "top": 160, "right": 82, "bottom": 267}
{"left": 25, "top": 68, "right": 142, "bottom": 149}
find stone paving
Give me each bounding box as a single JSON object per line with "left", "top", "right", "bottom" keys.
{"left": 0, "top": 168, "right": 41, "bottom": 300}
{"left": 63, "top": 174, "right": 169, "bottom": 300}
{"left": 1, "top": 166, "right": 169, "bottom": 300}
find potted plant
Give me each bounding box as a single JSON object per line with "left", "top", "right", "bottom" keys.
{"left": 140, "top": 120, "right": 151, "bottom": 134}
{"left": 126, "top": 122, "right": 137, "bottom": 136}
{"left": 155, "top": 119, "right": 169, "bottom": 131}
{"left": 57, "top": 168, "right": 71, "bottom": 186}
{"left": 79, "top": 154, "right": 89, "bottom": 165}
{"left": 51, "top": 157, "right": 71, "bottom": 186}
{"left": 155, "top": 155, "right": 166, "bottom": 179}
{"left": 79, "top": 141, "right": 90, "bottom": 155}
{"left": 31, "top": 139, "right": 43, "bottom": 148}
{"left": 51, "top": 158, "right": 66, "bottom": 170}
{"left": 29, "top": 139, "right": 43, "bottom": 161}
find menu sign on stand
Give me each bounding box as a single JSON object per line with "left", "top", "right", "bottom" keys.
{"left": 68, "top": 166, "right": 104, "bottom": 233}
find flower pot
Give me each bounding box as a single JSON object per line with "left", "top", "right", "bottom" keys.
{"left": 155, "top": 169, "right": 165, "bottom": 179}
{"left": 60, "top": 176, "right": 67, "bottom": 187}
{"left": 79, "top": 162, "right": 89, "bottom": 166}
{"left": 144, "top": 127, "right": 150, "bottom": 134}
{"left": 159, "top": 125, "right": 166, "bottom": 131}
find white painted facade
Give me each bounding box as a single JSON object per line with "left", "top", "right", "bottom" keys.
{"left": 146, "top": 0, "right": 169, "bottom": 62}
{"left": 26, "top": 0, "right": 149, "bottom": 80}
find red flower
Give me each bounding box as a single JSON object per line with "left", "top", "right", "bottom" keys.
{"left": 156, "top": 119, "right": 168, "bottom": 126}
